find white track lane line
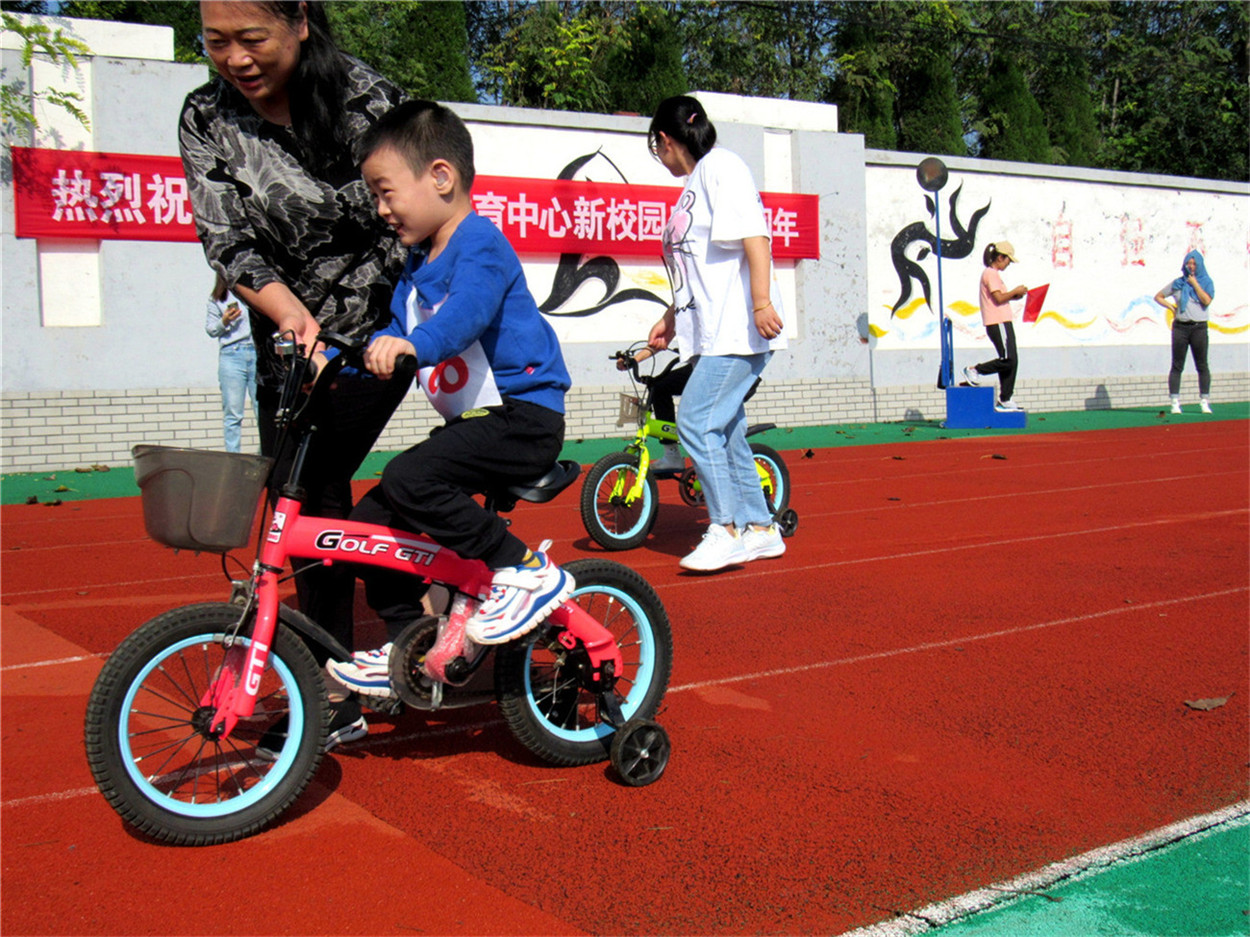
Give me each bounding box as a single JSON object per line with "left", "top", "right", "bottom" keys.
{"left": 3, "top": 586, "right": 1244, "bottom": 809}
{"left": 839, "top": 800, "right": 1250, "bottom": 937}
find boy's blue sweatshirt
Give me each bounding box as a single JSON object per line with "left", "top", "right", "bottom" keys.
{"left": 378, "top": 212, "right": 571, "bottom": 417}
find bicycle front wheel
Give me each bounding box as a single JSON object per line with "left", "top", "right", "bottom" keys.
{"left": 579, "top": 452, "right": 659, "bottom": 551}
{"left": 495, "top": 559, "right": 673, "bottom": 766}
{"left": 84, "top": 603, "right": 327, "bottom": 845}
{"left": 750, "top": 443, "right": 791, "bottom": 516}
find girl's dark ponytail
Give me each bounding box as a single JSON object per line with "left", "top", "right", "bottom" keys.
{"left": 649, "top": 95, "right": 717, "bottom": 162}
{"left": 983, "top": 243, "right": 998, "bottom": 267}
{"left": 261, "top": 1, "right": 349, "bottom": 172}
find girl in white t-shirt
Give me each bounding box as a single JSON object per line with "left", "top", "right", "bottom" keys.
{"left": 644, "top": 95, "right": 788, "bottom": 572}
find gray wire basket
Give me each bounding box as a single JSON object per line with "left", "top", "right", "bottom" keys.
{"left": 133, "top": 445, "right": 273, "bottom": 553}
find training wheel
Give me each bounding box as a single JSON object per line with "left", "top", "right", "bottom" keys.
{"left": 610, "top": 718, "right": 670, "bottom": 787}
{"left": 776, "top": 508, "right": 799, "bottom": 538}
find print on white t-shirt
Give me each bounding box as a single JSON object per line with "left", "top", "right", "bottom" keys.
{"left": 405, "top": 290, "right": 503, "bottom": 420}
{"left": 660, "top": 147, "right": 786, "bottom": 360}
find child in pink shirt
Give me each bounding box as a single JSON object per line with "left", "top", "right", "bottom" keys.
{"left": 964, "top": 241, "right": 1028, "bottom": 410}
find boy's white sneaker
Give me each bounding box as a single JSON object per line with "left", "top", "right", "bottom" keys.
{"left": 1200, "top": 398, "right": 1213, "bottom": 414}
{"left": 741, "top": 523, "right": 785, "bottom": 561}
{"left": 962, "top": 366, "right": 982, "bottom": 386}
{"left": 1171, "top": 399, "right": 1183, "bottom": 414}
{"left": 679, "top": 523, "right": 747, "bottom": 571}
{"left": 466, "top": 542, "right": 574, "bottom": 645}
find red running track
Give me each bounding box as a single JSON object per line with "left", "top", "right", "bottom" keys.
{"left": 2, "top": 420, "right": 1246, "bottom": 935}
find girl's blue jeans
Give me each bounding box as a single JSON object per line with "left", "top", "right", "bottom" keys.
{"left": 677, "top": 351, "right": 773, "bottom": 530}
{"left": 218, "top": 340, "right": 257, "bottom": 453}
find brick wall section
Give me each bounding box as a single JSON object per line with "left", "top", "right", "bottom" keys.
{"left": 3, "top": 372, "right": 1247, "bottom": 473}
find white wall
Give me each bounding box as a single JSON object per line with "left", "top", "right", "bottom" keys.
{"left": 865, "top": 151, "right": 1249, "bottom": 386}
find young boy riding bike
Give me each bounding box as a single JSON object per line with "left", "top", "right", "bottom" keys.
{"left": 326, "top": 100, "right": 574, "bottom": 700}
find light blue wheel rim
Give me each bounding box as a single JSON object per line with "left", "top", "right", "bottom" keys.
{"left": 522, "top": 583, "right": 657, "bottom": 742}
{"left": 117, "top": 632, "right": 306, "bottom": 819}
{"left": 598, "top": 460, "right": 653, "bottom": 541}
{"left": 757, "top": 453, "right": 786, "bottom": 511}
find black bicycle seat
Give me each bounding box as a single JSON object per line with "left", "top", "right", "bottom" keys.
{"left": 503, "top": 459, "right": 582, "bottom": 504}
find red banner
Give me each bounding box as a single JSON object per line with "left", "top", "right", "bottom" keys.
{"left": 11, "top": 147, "right": 820, "bottom": 259}
{"left": 470, "top": 175, "right": 819, "bottom": 260}
{"left": 11, "top": 147, "right": 197, "bottom": 242}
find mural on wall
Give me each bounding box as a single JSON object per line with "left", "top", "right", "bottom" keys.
{"left": 535, "top": 150, "right": 668, "bottom": 320}
{"left": 867, "top": 166, "right": 1250, "bottom": 351}
{"left": 888, "top": 183, "right": 991, "bottom": 317}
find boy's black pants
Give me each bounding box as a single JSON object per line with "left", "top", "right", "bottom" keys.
{"left": 349, "top": 397, "right": 565, "bottom": 633}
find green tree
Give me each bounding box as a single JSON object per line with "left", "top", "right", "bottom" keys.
{"left": 677, "top": 0, "right": 834, "bottom": 101}
{"left": 1089, "top": 1, "right": 1248, "bottom": 182}
{"left": 328, "top": 0, "right": 475, "bottom": 102}
{"left": 600, "top": 2, "right": 685, "bottom": 115}
{"left": 481, "top": 3, "right": 627, "bottom": 112}
{"left": 974, "top": 52, "right": 1051, "bottom": 161}
{"left": 826, "top": 6, "right": 897, "bottom": 149}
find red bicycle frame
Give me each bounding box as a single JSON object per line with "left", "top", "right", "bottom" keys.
{"left": 205, "top": 493, "right": 624, "bottom": 737}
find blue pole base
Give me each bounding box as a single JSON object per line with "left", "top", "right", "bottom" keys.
{"left": 943, "top": 386, "right": 1027, "bottom": 429}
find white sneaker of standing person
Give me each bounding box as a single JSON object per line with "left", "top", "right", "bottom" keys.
{"left": 962, "top": 366, "right": 982, "bottom": 386}
{"left": 996, "top": 399, "right": 1021, "bottom": 411}
{"left": 679, "top": 523, "right": 748, "bottom": 572}
{"left": 1200, "top": 397, "right": 1213, "bottom": 414}
{"left": 1171, "top": 396, "right": 1183, "bottom": 414}
{"left": 741, "top": 523, "right": 785, "bottom": 561}
{"left": 465, "top": 540, "right": 574, "bottom": 645}
{"left": 651, "top": 443, "right": 685, "bottom": 473}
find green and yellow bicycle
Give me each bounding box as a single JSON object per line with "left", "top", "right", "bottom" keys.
{"left": 580, "top": 344, "right": 798, "bottom": 551}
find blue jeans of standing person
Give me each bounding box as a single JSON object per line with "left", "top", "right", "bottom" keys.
{"left": 677, "top": 352, "right": 773, "bottom": 531}
{"left": 218, "top": 339, "right": 257, "bottom": 453}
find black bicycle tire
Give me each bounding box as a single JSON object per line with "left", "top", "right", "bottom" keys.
{"left": 84, "top": 603, "right": 327, "bottom": 846}
{"left": 495, "top": 559, "right": 672, "bottom": 766}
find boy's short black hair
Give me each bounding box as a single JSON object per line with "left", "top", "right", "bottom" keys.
{"left": 359, "top": 100, "right": 476, "bottom": 188}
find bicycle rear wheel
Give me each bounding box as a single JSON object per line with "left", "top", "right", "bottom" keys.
{"left": 750, "top": 442, "right": 791, "bottom": 516}
{"left": 495, "top": 559, "right": 672, "bottom": 766}
{"left": 579, "top": 452, "right": 659, "bottom": 550}
{"left": 84, "top": 603, "right": 327, "bottom": 845}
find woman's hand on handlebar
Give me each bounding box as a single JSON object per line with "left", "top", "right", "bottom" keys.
{"left": 647, "top": 305, "right": 676, "bottom": 351}
{"left": 363, "top": 335, "right": 417, "bottom": 379}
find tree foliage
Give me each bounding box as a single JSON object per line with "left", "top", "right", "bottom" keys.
{"left": 327, "top": 1, "right": 475, "bottom": 102}
{"left": 4, "top": 0, "right": 1245, "bottom": 181}
{"left": 1, "top": 10, "right": 91, "bottom": 138}
{"left": 975, "top": 53, "right": 1051, "bottom": 162}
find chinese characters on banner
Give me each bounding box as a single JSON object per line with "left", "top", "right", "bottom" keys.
{"left": 11, "top": 148, "right": 194, "bottom": 241}
{"left": 11, "top": 147, "right": 820, "bottom": 259}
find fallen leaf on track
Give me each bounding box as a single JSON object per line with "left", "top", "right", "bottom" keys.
{"left": 1184, "top": 696, "right": 1230, "bottom": 711}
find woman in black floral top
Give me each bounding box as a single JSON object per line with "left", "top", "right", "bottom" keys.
{"left": 180, "top": 1, "right": 409, "bottom": 672}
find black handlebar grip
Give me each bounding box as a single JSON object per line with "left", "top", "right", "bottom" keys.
{"left": 394, "top": 354, "right": 419, "bottom": 381}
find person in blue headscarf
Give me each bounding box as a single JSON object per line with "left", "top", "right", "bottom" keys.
{"left": 1154, "top": 249, "right": 1215, "bottom": 414}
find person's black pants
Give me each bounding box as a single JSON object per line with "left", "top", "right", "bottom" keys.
{"left": 258, "top": 372, "right": 412, "bottom": 649}
{"left": 349, "top": 398, "right": 565, "bottom": 635}
{"left": 975, "top": 322, "right": 1019, "bottom": 402}
{"left": 651, "top": 362, "right": 691, "bottom": 424}
{"left": 1168, "top": 320, "right": 1210, "bottom": 396}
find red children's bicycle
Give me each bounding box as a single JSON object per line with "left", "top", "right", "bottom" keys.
{"left": 84, "top": 332, "right": 672, "bottom": 845}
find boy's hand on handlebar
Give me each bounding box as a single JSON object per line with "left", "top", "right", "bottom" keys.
{"left": 364, "top": 335, "right": 417, "bottom": 379}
